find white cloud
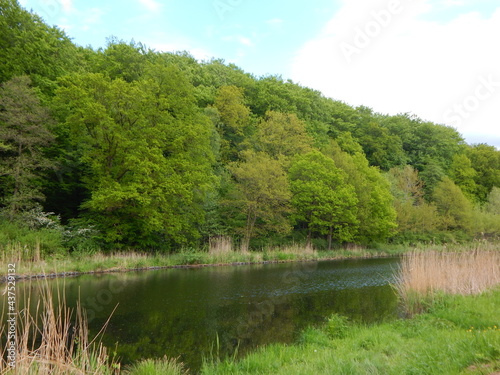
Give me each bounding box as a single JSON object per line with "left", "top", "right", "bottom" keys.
{"left": 138, "top": 0, "right": 162, "bottom": 13}
{"left": 291, "top": 0, "right": 500, "bottom": 147}
{"left": 222, "top": 35, "right": 255, "bottom": 47}
{"left": 60, "top": 0, "right": 74, "bottom": 14}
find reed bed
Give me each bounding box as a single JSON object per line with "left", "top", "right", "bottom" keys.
{"left": 208, "top": 236, "right": 234, "bottom": 256}
{"left": 396, "top": 249, "right": 500, "bottom": 315}
{"left": 0, "top": 283, "right": 118, "bottom": 374}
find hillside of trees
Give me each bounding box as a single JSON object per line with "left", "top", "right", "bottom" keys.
{"left": 1, "top": 0, "right": 500, "bottom": 254}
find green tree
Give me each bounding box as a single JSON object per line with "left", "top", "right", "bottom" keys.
{"left": 432, "top": 177, "right": 474, "bottom": 232}
{"left": 256, "top": 111, "right": 312, "bottom": 167}
{"left": 0, "top": 0, "right": 79, "bottom": 92}
{"left": 55, "top": 70, "right": 215, "bottom": 248}
{"left": 0, "top": 76, "right": 55, "bottom": 220}
{"left": 212, "top": 85, "right": 251, "bottom": 162}
{"left": 448, "top": 153, "right": 477, "bottom": 201}
{"left": 387, "top": 165, "right": 440, "bottom": 235}
{"left": 93, "top": 38, "right": 151, "bottom": 82}
{"left": 485, "top": 187, "right": 500, "bottom": 215}
{"left": 289, "top": 150, "right": 358, "bottom": 248}
{"left": 466, "top": 144, "right": 500, "bottom": 202}
{"left": 226, "top": 150, "right": 292, "bottom": 250}
{"left": 352, "top": 107, "right": 407, "bottom": 170}
{"left": 326, "top": 141, "right": 396, "bottom": 243}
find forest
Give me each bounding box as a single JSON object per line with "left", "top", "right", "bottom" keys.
{"left": 1, "top": 0, "right": 500, "bottom": 256}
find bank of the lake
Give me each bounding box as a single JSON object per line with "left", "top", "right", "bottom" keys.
{"left": 4, "top": 241, "right": 498, "bottom": 282}
{"left": 199, "top": 287, "right": 500, "bottom": 375}
{"left": 2, "top": 245, "right": 408, "bottom": 281}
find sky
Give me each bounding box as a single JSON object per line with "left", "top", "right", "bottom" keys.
{"left": 19, "top": 0, "right": 500, "bottom": 148}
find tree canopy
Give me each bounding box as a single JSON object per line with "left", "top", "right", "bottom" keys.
{"left": 1, "top": 0, "right": 499, "bottom": 251}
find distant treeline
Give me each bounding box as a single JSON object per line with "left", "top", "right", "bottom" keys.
{"left": 1, "top": 0, "right": 500, "bottom": 253}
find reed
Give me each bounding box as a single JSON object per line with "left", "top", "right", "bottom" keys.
{"left": 0, "top": 282, "right": 119, "bottom": 374}
{"left": 208, "top": 236, "right": 234, "bottom": 256}
{"left": 396, "top": 249, "right": 500, "bottom": 315}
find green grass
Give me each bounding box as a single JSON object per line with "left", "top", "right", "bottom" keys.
{"left": 123, "top": 356, "right": 187, "bottom": 375}
{"left": 200, "top": 288, "right": 500, "bottom": 375}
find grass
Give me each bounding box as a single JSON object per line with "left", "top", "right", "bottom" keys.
{"left": 199, "top": 290, "right": 500, "bottom": 374}
{"left": 0, "top": 282, "right": 119, "bottom": 374}
{"left": 123, "top": 356, "right": 188, "bottom": 375}
{"left": 199, "top": 247, "right": 500, "bottom": 374}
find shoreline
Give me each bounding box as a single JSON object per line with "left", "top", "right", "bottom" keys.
{"left": 1, "top": 252, "right": 399, "bottom": 283}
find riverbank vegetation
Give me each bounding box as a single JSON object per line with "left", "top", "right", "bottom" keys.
{"left": 0, "top": 284, "right": 119, "bottom": 374}
{"left": 199, "top": 249, "right": 500, "bottom": 374}
{"left": 1, "top": 0, "right": 500, "bottom": 264}
{"left": 3, "top": 249, "right": 499, "bottom": 374}
{"left": 2, "top": 238, "right": 403, "bottom": 278}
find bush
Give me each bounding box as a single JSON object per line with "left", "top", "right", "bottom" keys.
{"left": 63, "top": 218, "right": 102, "bottom": 255}
{"left": 326, "top": 314, "right": 350, "bottom": 339}
{"left": 0, "top": 220, "right": 66, "bottom": 259}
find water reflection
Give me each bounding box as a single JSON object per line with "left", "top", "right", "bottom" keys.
{"left": 4, "top": 257, "right": 400, "bottom": 372}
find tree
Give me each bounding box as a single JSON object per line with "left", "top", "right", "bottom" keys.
{"left": 0, "top": 76, "right": 55, "bottom": 220}
{"left": 256, "top": 111, "right": 312, "bottom": 167}
{"left": 55, "top": 69, "right": 216, "bottom": 248}
{"left": 448, "top": 153, "right": 477, "bottom": 201}
{"left": 466, "top": 144, "right": 500, "bottom": 202}
{"left": 0, "top": 0, "right": 79, "bottom": 92}
{"left": 226, "top": 150, "right": 292, "bottom": 250}
{"left": 326, "top": 141, "right": 396, "bottom": 243}
{"left": 432, "top": 177, "right": 474, "bottom": 232}
{"left": 212, "top": 85, "right": 251, "bottom": 162}
{"left": 485, "top": 187, "right": 500, "bottom": 215}
{"left": 352, "top": 107, "right": 407, "bottom": 170}
{"left": 387, "top": 165, "right": 440, "bottom": 235}
{"left": 289, "top": 150, "right": 358, "bottom": 248}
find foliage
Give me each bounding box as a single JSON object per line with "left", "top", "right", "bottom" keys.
{"left": 289, "top": 150, "right": 358, "bottom": 247}
{"left": 0, "top": 0, "right": 499, "bottom": 250}
{"left": 432, "top": 177, "right": 474, "bottom": 232}
{"left": 226, "top": 150, "right": 292, "bottom": 250}
{"left": 327, "top": 140, "right": 397, "bottom": 243}
{"left": 467, "top": 144, "right": 500, "bottom": 202}
{"left": 0, "top": 76, "right": 55, "bottom": 219}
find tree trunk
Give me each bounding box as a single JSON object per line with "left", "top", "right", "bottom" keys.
{"left": 327, "top": 226, "right": 333, "bottom": 250}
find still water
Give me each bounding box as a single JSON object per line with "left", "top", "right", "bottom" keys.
{"left": 8, "top": 257, "right": 400, "bottom": 372}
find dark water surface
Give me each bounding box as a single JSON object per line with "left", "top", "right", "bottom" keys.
{"left": 7, "top": 257, "right": 400, "bottom": 372}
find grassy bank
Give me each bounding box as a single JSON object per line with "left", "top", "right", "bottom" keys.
{"left": 1, "top": 242, "right": 408, "bottom": 280}
{"left": 199, "top": 249, "right": 500, "bottom": 374}
{"left": 2, "top": 240, "right": 498, "bottom": 281}
{"left": 4, "top": 289, "right": 500, "bottom": 374}
{"left": 200, "top": 290, "right": 500, "bottom": 374}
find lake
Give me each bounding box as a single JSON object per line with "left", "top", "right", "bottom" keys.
{"left": 5, "top": 257, "right": 400, "bottom": 372}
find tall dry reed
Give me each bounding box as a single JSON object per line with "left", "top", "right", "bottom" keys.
{"left": 208, "top": 236, "right": 233, "bottom": 256}
{"left": 0, "top": 283, "right": 118, "bottom": 374}
{"left": 396, "top": 250, "right": 500, "bottom": 315}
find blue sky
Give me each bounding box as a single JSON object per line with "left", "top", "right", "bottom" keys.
{"left": 19, "top": 0, "right": 500, "bottom": 148}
